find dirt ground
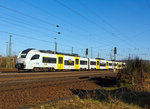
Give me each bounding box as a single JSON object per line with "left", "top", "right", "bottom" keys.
{"left": 0, "top": 71, "right": 117, "bottom": 109}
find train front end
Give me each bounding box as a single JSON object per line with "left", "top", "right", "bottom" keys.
{"left": 15, "top": 49, "right": 34, "bottom": 70}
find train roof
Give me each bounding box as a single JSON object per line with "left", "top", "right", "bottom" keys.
{"left": 39, "top": 50, "right": 79, "bottom": 57}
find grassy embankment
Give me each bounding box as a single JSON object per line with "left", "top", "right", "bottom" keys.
{"left": 31, "top": 58, "right": 150, "bottom": 109}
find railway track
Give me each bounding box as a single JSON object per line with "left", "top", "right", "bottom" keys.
{"left": 0, "top": 70, "right": 117, "bottom": 82}
{"left": 0, "top": 72, "right": 117, "bottom": 92}
{"left": 0, "top": 70, "right": 118, "bottom": 109}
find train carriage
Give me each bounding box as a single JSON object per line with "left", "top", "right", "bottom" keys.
{"left": 89, "top": 58, "right": 97, "bottom": 70}
{"left": 15, "top": 48, "right": 124, "bottom": 71}
{"left": 100, "top": 60, "right": 106, "bottom": 70}
{"left": 79, "top": 57, "right": 88, "bottom": 70}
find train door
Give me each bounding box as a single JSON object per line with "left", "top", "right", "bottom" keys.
{"left": 96, "top": 59, "right": 100, "bottom": 69}
{"left": 117, "top": 62, "right": 119, "bottom": 70}
{"left": 57, "top": 55, "right": 64, "bottom": 69}
{"left": 106, "top": 60, "right": 109, "bottom": 69}
{"left": 75, "top": 57, "right": 79, "bottom": 70}
{"left": 121, "top": 62, "right": 123, "bottom": 69}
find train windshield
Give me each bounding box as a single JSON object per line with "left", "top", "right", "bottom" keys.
{"left": 20, "top": 49, "right": 34, "bottom": 58}
{"left": 20, "top": 54, "right": 27, "bottom": 58}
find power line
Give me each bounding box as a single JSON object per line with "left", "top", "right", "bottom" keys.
{"left": 55, "top": 0, "right": 136, "bottom": 48}
{"left": 0, "top": 18, "right": 55, "bottom": 37}
{"left": 20, "top": 0, "right": 115, "bottom": 47}
{"left": 0, "top": 5, "right": 113, "bottom": 48}
{"left": 0, "top": 5, "right": 56, "bottom": 27}
{"left": 55, "top": 0, "right": 113, "bottom": 35}
{"left": 0, "top": 2, "right": 120, "bottom": 49}
{"left": 21, "top": 0, "right": 91, "bottom": 34}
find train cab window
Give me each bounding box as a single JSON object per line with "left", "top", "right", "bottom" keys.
{"left": 20, "top": 54, "right": 26, "bottom": 58}
{"left": 59, "top": 57, "right": 63, "bottom": 64}
{"left": 75, "top": 59, "right": 79, "bottom": 65}
{"left": 31, "top": 54, "right": 40, "bottom": 60}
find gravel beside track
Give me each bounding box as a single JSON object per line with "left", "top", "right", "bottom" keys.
{"left": 0, "top": 70, "right": 117, "bottom": 109}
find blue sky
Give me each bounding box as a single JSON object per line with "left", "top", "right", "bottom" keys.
{"left": 0, "top": 0, "right": 150, "bottom": 60}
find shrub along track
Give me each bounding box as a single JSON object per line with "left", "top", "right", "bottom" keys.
{"left": 0, "top": 71, "right": 117, "bottom": 109}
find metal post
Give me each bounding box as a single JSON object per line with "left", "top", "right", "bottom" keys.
{"left": 9, "top": 35, "right": 12, "bottom": 68}
{"left": 54, "top": 38, "right": 57, "bottom": 54}
{"left": 72, "top": 47, "right": 73, "bottom": 54}
{"left": 98, "top": 52, "right": 99, "bottom": 58}
{"left": 6, "top": 42, "right": 8, "bottom": 68}
{"left": 9, "top": 35, "right": 12, "bottom": 57}
{"left": 114, "top": 47, "right": 117, "bottom": 72}
{"left": 6, "top": 42, "right": 8, "bottom": 56}
{"left": 91, "top": 47, "right": 93, "bottom": 58}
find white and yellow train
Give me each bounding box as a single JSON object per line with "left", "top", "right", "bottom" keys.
{"left": 15, "top": 49, "right": 125, "bottom": 71}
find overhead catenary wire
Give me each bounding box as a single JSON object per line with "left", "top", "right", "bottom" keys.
{"left": 55, "top": 0, "right": 136, "bottom": 48}
{"left": 0, "top": 30, "right": 86, "bottom": 51}
{"left": 21, "top": 0, "right": 91, "bottom": 34}
{"left": 16, "top": 1, "right": 116, "bottom": 47}
{"left": 0, "top": 1, "right": 145, "bottom": 58}
{"left": 0, "top": 3, "right": 120, "bottom": 50}
{"left": 0, "top": 10, "right": 115, "bottom": 49}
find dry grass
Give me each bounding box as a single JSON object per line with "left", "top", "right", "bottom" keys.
{"left": 31, "top": 96, "right": 142, "bottom": 109}
{"left": 31, "top": 81, "right": 150, "bottom": 109}
{"left": 0, "top": 56, "right": 17, "bottom": 69}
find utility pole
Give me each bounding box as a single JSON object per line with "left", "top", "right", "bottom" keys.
{"left": 6, "top": 42, "right": 8, "bottom": 68}
{"left": 72, "top": 47, "right": 73, "bottom": 54}
{"left": 54, "top": 38, "right": 57, "bottom": 54}
{"left": 98, "top": 52, "right": 99, "bottom": 58}
{"left": 91, "top": 47, "right": 93, "bottom": 58}
{"left": 6, "top": 42, "right": 8, "bottom": 56}
{"left": 114, "top": 47, "right": 117, "bottom": 61}
{"left": 86, "top": 48, "right": 88, "bottom": 58}
{"left": 114, "top": 47, "right": 117, "bottom": 72}
{"left": 54, "top": 25, "right": 60, "bottom": 54}
{"left": 9, "top": 35, "right": 12, "bottom": 68}
{"left": 9, "top": 35, "right": 12, "bottom": 57}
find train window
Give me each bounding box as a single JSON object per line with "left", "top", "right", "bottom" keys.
{"left": 114, "top": 63, "right": 117, "bottom": 66}
{"left": 59, "top": 57, "right": 63, "bottom": 64}
{"left": 80, "top": 60, "right": 87, "bottom": 65}
{"left": 97, "top": 61, "right": 99, "bottom": 65}
{"left": 75, "top": 59, "right": 79, "bottom": 65}
{"left": 100, "top": 63, "right": 106, "bottom": 66}
{"left": 90, "top": 61, "right": 96, "bottom": 65}
{"left": 43, "top": 57, "right": 56, "bottom": 63}
{"left": 31, "top": 54, "right": 40, "bottom": 60}
{"left": 64, "top": 60, "right": 74, "bottom": 65}
{"left": 109, "top": 63, "right": 112, "bottom": 66}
